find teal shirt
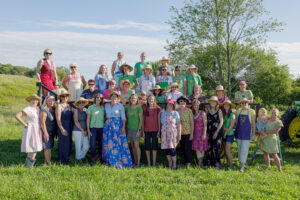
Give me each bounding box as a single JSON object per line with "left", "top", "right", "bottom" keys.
{"left": 186, "top": 73, "right": 202, "bottom": 96}
{"left": 134, "top": 62, "right": 152, "bottom": 78}
{"left": 223, "top": 113, "right": 235, "bottom": 136}
{"left": 172, "top": 75, "right": 186, "bottom": 94}
{"left": 87, "top": 104, "right": 105, "bottom": 128}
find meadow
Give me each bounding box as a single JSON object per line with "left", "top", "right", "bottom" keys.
{"left": 0, "top": 74, "right": 299, "bottom": 200}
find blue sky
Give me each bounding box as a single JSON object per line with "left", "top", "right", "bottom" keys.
{"left": 0, "top": 0, "right": 299, "bottom": 79}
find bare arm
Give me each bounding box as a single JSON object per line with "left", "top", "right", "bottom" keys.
{"left": 134, "top": 68, "right": 137, "bottom": 77}
{"left": 189, "top": 112, "right": 194, "bottom": 140}
{"left": 15, "top": 111, "right": 28, "bottom": 127}
{"left": 111, "top": 61, "right": 116, "bottom": 77}
{"left": 62, "top": 76, "right": 68, "bottom": 90}
{"left": 202, "top": 112, "right": 207, "bottom": 140}
{"left": 176, "top": 120, "right": 181, "bottom": 145}
{"left": 121, "top": 120, "right": 126, "bottom": 135}
{"left": 266, "top": 126, "right": 282, "bottom": 135}
{"left": 249, "top": 97, "right": 254, "bottom": 104}
{"left": 40, "top": 110, "right": 49, "bottom": 141}
{"left": 216, "top": 110, "right": 223, "bottom": 133}
{"left": 36, "top": 59, "right": 43, "bottom": 81}
{"left": 81, "top": 75, "right": 87, "bottom": 89}
{"left": 184, "top": 80, "right": 187, "bottom": 96}
{"left": 251, "top": 113, "right": 256, "bottom": 136}
{"left": 158, "top": 111, "right": 161, "bottom": 136}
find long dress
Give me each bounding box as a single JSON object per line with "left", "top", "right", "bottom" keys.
{"left": 102, "top": 103, "right": 132, "bottom": 169}
{"left": 206, "top": 109, "right": 222, "bottom": 166}
{"left": 21, "top": 106, "right": 43, "bottom": 153}
{"left": 161, "top": 111, "right": 178, "bottom": 149}
{"left": 192, "top": 111, "right": 208, "bottom": 151}
{"left": 57, "top": 106, "right": 73, "bottom": 165}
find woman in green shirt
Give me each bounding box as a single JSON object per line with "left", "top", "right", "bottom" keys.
{"left": 87, "top": 93, "right": 105, "bottom": 162}
{"left": 125, "top": 94, "right": 143, "bottom": 166}
{"left": 120, "top": 79, "right": 135, "bottom": 105}
{"left": 260, "top": 108, "right": 283, "bottom": 172}
{"left": 172, "top": 66, "right": 187, "bottom": 95}
{"left": 134, "top": 52, "right": 152, "bottom": 78}
{"left": 150, "top": 85, "right": 167, "bottom": 108}
{"left": 221, "top": 100, "right": 236, "bottom": 168}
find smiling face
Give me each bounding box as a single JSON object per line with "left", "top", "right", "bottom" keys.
{"left": 123, "top": 66, "right": 129, "bottom": 74}
{"left": 118, "top": 52, "right": 124, "bottom": 60}
{"left": 140, "top": 92, "right": 146, "bottom": 100}
{"left": 88, "top": 81, "right": 95, "bottom": 91}
{"left": 239, "top": 83, "right": 246, "bottom": 91}
{"left": 193, "top": 85, "right": 202, "bottom": 95}
{"left": 59, "top": 95, "right": 69, "bottom": 103}
{"left": 271, "top": 108, "right": 279, "bottom": 119}
{"left": 148, "top": 95, "right": 155, "bottom": 105}
{"left": 224, "top": 103, "right": 230, "bottom": 112}
{"left": 162, "top": 60, "right": 168, "bottom": 67}
{"left": 70, "top": 65, "right": 77, "bottom": 73}
{"left": 100, "top": 65, "right": 107, "bottom": 75}
{"left": 77, "top": 101, "right": 86, "bottom": 109}
{"left": 130, "top": 95, "right": 138, "bottom": 105}
{"left": 162, "top": 67, "right": 167, "bottom": 75}
{"left": 111, "top": 94, "right": 119, "bottom": 103}
{"left": 30, "top": 99, "right": 39, "bottom": 107}
{"left": 171, "top": 86, "right": 178, "bottom": 93}
{"left": 144, "top": 68, "right": 151, "bottom": 76}
{"left": 209, "top": 100, "right": 217, "bottom": 108}
{"left": 192, "top": 101, "right": 200, "bottom": 111}
{"left": 178, "top": 99, "right": 186, "bottom": 106}
{"left": 123, "top": 82, "right": 130, "bottom": 90}
{"left": 140, "top": 53, "right": 146, "bottom": 62}
{"left": 44, "top": 51, "right": 52, "bottom": 59}
{"left": 241, "top": 101, "right": 249, "bottom": 109}
{"left": 216, "top": 90, "right": 224, "bottom": 97}
{"left": 166, "top": 103, "right": 174, "bottom": 111}
{"left": 46, "top": 98, "right": 55, "bottom": 108}
{"left": 109, "top": 81, "right": 116, "bottom": 90}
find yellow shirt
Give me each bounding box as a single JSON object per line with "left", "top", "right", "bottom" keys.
{"left": 178, "top": 108, "right": 193, "bottom": 135}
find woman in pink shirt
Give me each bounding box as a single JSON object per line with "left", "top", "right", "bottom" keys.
{"left": 103, "top": 80, "right": 120, "bottom": 100}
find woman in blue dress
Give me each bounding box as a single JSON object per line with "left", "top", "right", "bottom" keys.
{"left": 102, "top": 91, "right": 132, "bottom": 168}
{"left": 56, "top": 89, "right": 73, "bottom": 165}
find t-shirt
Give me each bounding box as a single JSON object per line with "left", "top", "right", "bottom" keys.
{"left": 103, "top": 89, "right": 120, "bottom": 100}
{"left": 157, "top": 75, "right": 173, "bottom": 91}
{"left": 118, "top": 74, "right": 137, "bottom": 84}
{"left": 172, "top": 75, "right": 186, "bottom": 94}
{"left": 186, "top": 73, "right": 202, "bottom": 96}
{"left": 235, "top": 109, "right": 256, "bottom": 123}
{"left": 143, "top": 106, "right": 161, "bottom": 132}
{"left": 235, "top": 90, "right": 253, "bottom": 100}
{"left": 87, "top": 104, "right": 105, "bottom": 128}
{"left": 177, "top": 108, "right": 193, "bottom": 135}
{"left": 125, "top": 105, "right": 143, "bottom": 130}
{"left": 80, "top": 89, "right": 100, "bottom": 100}
{"left": 223, "top": 113, "right": 236, "bottom": 136}
{"left": 155, "top": 95, "right": 167, "bottom": 103}
{"left": 134, "top": 61, "right": 152, "bottom": 78}
{"left": 121, "top": 89, "right": 135, "bottom": 99}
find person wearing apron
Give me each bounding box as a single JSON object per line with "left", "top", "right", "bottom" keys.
{"left": 111, "top": 52, "right": 126, "bottom": 87}
{"left": 235, "top": 98, "right": 256, "bottom": 172}
{"left": 156, "top": 66, "right": 173, "bottom": 91}
{"left": 137, "top": 65, "right": 156, "bottom": 95}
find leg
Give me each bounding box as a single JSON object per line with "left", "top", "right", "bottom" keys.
{"left": 73, "top": 131, "right": 83, "bottom": 160}
{"left": 98, "top": 128, "right": 103, "bottom": 160}
{"left": 152, "top": 132, "right": 158, "bottom": 166}
{"left": 26, "top": 152, "right": 37, "bottom": 169}
{"left": 263, "top": 151, "right": 270, "bottom": 167}
{"left": 152, "top": 150, "right": 157, "bottom": 166}
{"left": 165, "top": 149, "right": 172, "bottom": 168}
{"left": 90, "top": 128, "right": 97, "bottom": 160}
{"left": 145, "top": 132, "right": 151, "bottom": 166}
{"left": 81, "top": 135, "right": 90, "bottom": 159}
{"left": 134, "top": 141, "right": 141, "bottom": 166}
{"left": 131, "top": 142, "right": 137, "bottom": 165}
{"left": 171, "top": 149, "right": 177, "bottom": 169}
{"left": 271, "top": 153, "right": 282, "bottom": 172}
{"left": 44, "top": 149, "right": 51, "bottom": 165}
{"left": 225, "top": 143, "right": 232, "bottom": 166}
{"left": 146, "top": 151, "right": 151, "bottom": 166}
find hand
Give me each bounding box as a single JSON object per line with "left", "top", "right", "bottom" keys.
{"left": 212, "top": 132, "right": 218, "bottom": 140}
{"left": 189, "top": 134, "right": 193, "bottom": 141}
{"left": 44, "top": 134, "right": 49, "bottom": 142}
{"left": 83, "top": 130, "right": 88, "bottom": 136}
{"left": 157, "top": 131, "right": 160, "bottom": 138}
{"left": 24, "top": 123, "right": 28, "bottom": 128}
{"left": 142, "top": 131, "right": 145, "bottom": 138}
{"left": 136, "top": 130, "right": 140, "bottom": 138}
{"left": 121, "top": 127, "right": 125, "bottom": 135}
{"left": 61, "top": 128, "right": 68, "bottom": 136}
{"left": 223, "top": 134, "right": 226, "bottom": 139}
{"left": 202, "top": 133, "right": 206, "bottom": 141}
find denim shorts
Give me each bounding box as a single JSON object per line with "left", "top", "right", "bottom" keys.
{"left": 127, "top": 130, "right": 141, "bottom": 142}
{"left": 223, "top": 134, "right": 234, "bottom": 144}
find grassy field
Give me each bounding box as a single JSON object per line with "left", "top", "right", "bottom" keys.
{"left": 0, "top": 74, "right": 300, "bottom": 200}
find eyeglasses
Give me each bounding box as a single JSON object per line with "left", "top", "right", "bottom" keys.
{"left": 70, "top": 66, "right": 76, "bottom": 69}
{"left": 60, "top": 95, "right": 68, "bottom": 98}
{"left": 45, "top": 52, "right": 52, "bottom": 55}
{"left": 162, "top": 69, "right": 167, "bottom": 71}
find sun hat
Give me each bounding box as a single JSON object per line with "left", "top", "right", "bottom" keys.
{"left": 120, "top": 79, "right": 133, "bottom": 90}
{"left": 150, "top": 85, "right": 165, "bottom": 93}
{"left": 239, "top": 81, "right": 247, "bottom": 85}
{"left": 108, "top": 91, "right": 121, "bottom": 99}
{"left": 167, "top": 83, "right": 182, "bottom": 90}
{"left": 207, "top": 96, "right": 220, "bottom": 105}
{"left": 221, "top": 100, "right": 236, "bottom": 108}
{"left": 57, "top": 89, "right": 72, "bottom": 99}
{"left": 160, "top": 56, "right": 171, "bottom": 63}
{"left": 119, "top": 64, "right": 133, "bottom": 73}
{"left": 75, "top": 97, "right": 89, "bottom": 106}
{"left": 239, "top": 98, "right": 250, "bottom": 104}
{"left": 176, "top": 96, "right": 190, "bottom": 104}
{"left": 188, "top": 65, "right": 197, "bottom": 70}
{"left": 213, "top": 85, "right": 227, "bottom": 93}
{"left": 26, "top": 94, "right": 42, "bottom": 102}
{"left": 141, "top": 64, "right": 153, "bottom": 73}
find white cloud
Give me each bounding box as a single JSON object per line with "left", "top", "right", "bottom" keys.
{"left": 44, "top": 20, "right": 168, "bottom": 31}
{"left": 0, "top": 31, "right": 167, "bottom": 79}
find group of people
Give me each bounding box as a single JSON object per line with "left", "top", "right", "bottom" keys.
{"left": 14, "top": 49, "right": 283, "bottom": 172}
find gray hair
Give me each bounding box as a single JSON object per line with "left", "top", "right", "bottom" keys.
{"left": 43, "top": 48, "right": 52, "bottom": 56}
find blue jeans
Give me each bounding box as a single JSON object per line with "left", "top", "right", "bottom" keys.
{"left": 90, "top": 128, "right": 103, "bottom": 159}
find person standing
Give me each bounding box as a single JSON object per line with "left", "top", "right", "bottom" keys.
{"left": 111, "top": 52, "right": 126, "bottom": 85}
{"left": 214, "top": 85, "right": 229, "bottom": 104}
{"left": 156, "top": 66, "right": 173, "bottom": 91}
{"left": 186, "top": 65, "right": 202, "bottom": 96}
{"left": 234, "top": 81, "right": 254, "bottom": 104}
{"left": 15, "top": 94, "right": 43, "bottom": 169}
{"left": 137, "top": 65, "right": 156, "bottom": 95}
{"left": 134, "top": 52, "right": 152, "bottom": 78}
{"left": 95, "top": 64, "right": 110, "bottom": 94}
{"left": 188, "top": 84, "right": 206, "bottom": 104}
{"left": 156, "top": 56, "right": 174, "bottom": 77}
{"left": 172, "top": 66, "right": 187, "bottom": 96}
{"left": 36, "top": 49, "right": 58, "bottom": 94}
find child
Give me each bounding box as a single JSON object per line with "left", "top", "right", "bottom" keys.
{"left": 256, "top": 108, "right": 268, "bottom": 147}
{"left": 159, "top": 98, "right": 181, "bottom": 169}
{"left": 186, "top": 65, "right": 202, "bottom": 96}
{"left": 150, "top": 85, "right": 167, "bottom": 109}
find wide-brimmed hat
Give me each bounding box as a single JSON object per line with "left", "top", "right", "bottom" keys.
{"left": 26, "top": 94, "right": 42, "bottom": 102}
{"left": 177, "top": 96, "right": 190, "bottom": 104}
{"left": 221, "top": 100, "right": 236, "bottom": 108}
{"left": 213, "top": 85, "right": 227, "bottom": 93}
{"left": 141, "top": 64, "right": 153, "bottom": 73}
{"left": 119, "top": 64, "right": 133, "bottom": 73}
{"left": 207, "top": 96, "right": 220, "bottom": 105}
{"left": 120, "top": 79, "right": 133, "bottom": 90}
{"left": 239, "top": 98, "right": 250, "bottom": 104}
{"left": 57, "top": 89, "right": 72, "bottom": 99}
{"left": 188, "top": 65, "right": 197, "bottom": 70}
{"left": 150, "top": 85, "right": 165, "bottom": 93}
{"left": 167, "top": 83, "right": 182, "bottom": 90}
{"left": 160, "top": 56, "right": 171, "bottom": 63}
{"left": 108, "top": 91, "right": 121, "bottom": 99}
{"left": 75, "top": 97, "right": 89, "bottom": 106}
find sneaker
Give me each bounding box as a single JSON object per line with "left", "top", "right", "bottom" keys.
{"left": 240, "top": 166, "right": 245, "bottom": 172}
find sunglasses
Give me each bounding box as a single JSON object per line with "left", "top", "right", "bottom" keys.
{"left": 179, "top": 100, "right": 185, "bottom": 103}
{"left": 241, "top": 102, "right": 247, "bottom": 105}
{"left": 70, "top": 66, "right": 77, "bottom": 69}
{"left": 162, "top": 69, "right": 167, "bottom": 71}
{"left": 45, "top": 52, "right": 52, "bottom": 55}
{"left": 60, "top": 95, "right": 68, "bottom": 98}
{"left": 89, "top": 84, "right": 95, "bottom": 86}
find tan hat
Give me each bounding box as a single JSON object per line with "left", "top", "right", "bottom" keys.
{"left": 75, "top": 97, "right": 89, "bottom": 106}
{"left": 119, "top": 64, "right": 133, "bottom": 73}
{"left": 57, "top": 89, "right": 72, "bottom": 99}
{"left": 239, "top": 98, "right": 250, "bottom": 104}
{"left": 120, "top": 79, "right": 133, "bottom": 90}
{"left": 221, "top": 100, "right": 236, "bottom": 108}
{"left": 188, "top": 65, "right": 197, "bottom": 70}
{"left": 150, "top": 85, "right": 165, "bottom": 93}
{"left": 26, "top": 94, "right": 42, "bottom": 102}
{"left": 108, "top": 91, "right": 121, "bottom": 99}
{"left": 141, "top": 64, "right": 153, "bottom": 73}
{"left": 213, "top": 85, "right": 227, "bottom": 93}
{"left": 160, "top": 56, "right": 171, "bottom": 63}
{"left": 207, "top": 96, "right": 220, "bottom": 105}
{"left": 167, "top": 83, "right": 182, "bottom": 90}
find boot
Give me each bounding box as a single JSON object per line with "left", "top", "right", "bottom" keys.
{"left": 198, "top": 157, "right": 204, "bottom": 167}
{"left": 26, "top": 157, "right": 36, "bottom": 169}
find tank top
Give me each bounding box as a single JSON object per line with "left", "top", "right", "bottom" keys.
{"left": 73, "top": 108, "right": 87, "bottom": 131}
{"left": 42, "top": 107, "right": 56, "bottom": 133}
{"left": 114, "top": 59, "right": 126, "bottom": 75}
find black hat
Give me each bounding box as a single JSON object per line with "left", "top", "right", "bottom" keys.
{"left": 176, "top": 95, "right": 190, "bottom": 104}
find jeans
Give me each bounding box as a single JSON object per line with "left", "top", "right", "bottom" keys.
{"left": 73, "top": 130, "right": 90, "bottom": 160}
{"left": 90, "top": 128, "right": 103, "bottom": 158}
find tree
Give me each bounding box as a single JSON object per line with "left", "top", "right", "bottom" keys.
{"left": 167, "top": 0, "right": 283, "bottom": 96}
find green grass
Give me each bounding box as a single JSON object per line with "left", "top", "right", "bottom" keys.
{"left": 0, "top": 75, "right": 300, "bottom": 199}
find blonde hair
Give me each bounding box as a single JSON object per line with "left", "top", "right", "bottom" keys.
{"left": 129, "top": 94, "right": 139, "bottom": 106}
{"left": 41, "top": 96, "right": 56, "bottom": 110}
{"left": 258, "top": 108, "right": 267, "bottom": 117}
{"left": 97, "top": 64, "right": 107, "bottom": 75}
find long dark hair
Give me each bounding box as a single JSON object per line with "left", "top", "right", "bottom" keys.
{"left": 191, "top": 99, "right": 201, "bottom": 116}
{"left": 145, "top": 94, "right": 159, "bottom": 116}
{"left": 222, "top": 104, "right": 232, "bottom": 118}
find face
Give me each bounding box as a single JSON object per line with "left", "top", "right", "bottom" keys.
{"left": 144, "top": 69, "right": 151, "bottom": 75}
{"left": 60, "top": 95, "right": 69, "bottom": 102}
{"left": 154, "top": 89, "right": 160, "bottom": 95}
{"left": 89, "top": 82, "right": 95, "bottom": 90}
{"left": 224, "top": 103, "right": 230, "bottom": 111}
{"left": 109, "top": 82, "right": 116, "bottom": 89}
{"left": 46, "top": 98, "right": 55, "bottom": 107}
{"left": 140, "top": 53, "right": 146, "bottom": 61}
{"left": 216, "top": 91, "right": 224, "bottom": 97}
{"left": 95, "top": 96, "right": 102, "bottom": 104}
{"left": 118, "top": 53, "right": 124, "bottom": 60}
{"left": 123, "top": 82, "right": 129, "bottom": 89}
{"left": 111, "top": 94, "right": 119, "bottom": 103}
{"left": 77, "top": 101, "right": 86, "bottom": 108}
{"left": 239, "top": 84, "right": 246, "bottom": 91}
{"left": 130, "top": 95, "right": 138, "bottom": 104}
{"left": 241, "top": 101, "right": 248, "bottom": 108}
{"left": 194, "top": 86, "right": 201, "bottom": 94}
{"left": 178, "top": 99, "right": 186, "bottom": 106}
{"left": 167, "top": 103, "right": 174, "bottom": 110}
{"left": 162, "top": 60, "right": 168, "bottom": 66}
{"left": 70, "top": 65, "right": 77, "bottom": 72}
{"left": 123, "top": 67, "right": 129, "bottom": 74}
{"left": 192, "top": 102, "right": 200, "bottom": 110}
{"left": 148, "top": 96, "right": 155, "bottom": 105}
{"left": 100, "top": 65, "right": 107, "bottom": 74}
{"left": 210, "top": 101, "right": 217, "bottom": 107}
{"left": 30, "top": 99, "right": 39, "bottom": 106}
{"left": 175, "top": 70, "right": 180, "bottom": 76}
{"left": 271, "top": 109, "right": 278, "bottom": 118}
{"left": 140, "top": 93, "right": 146, "bottom": 100}
{"left": 162, "top": 68, "right": 167, "bottom": 74}
{"left": 44, "top": 51, "right": 52, "bottom": 59}
{"left": 171, "top": 86, "right": 178, "bottom": 92}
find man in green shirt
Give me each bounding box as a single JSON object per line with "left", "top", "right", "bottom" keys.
{"left": 134, "top": 52, "right": 152, "bottom": 78}
{"left": 118, "top": 64, "right": 137, "bottom": 89}
{"left": 234, "top": 81, "right": 254, "bottom": 104}
{"left": 186, "top": 65, "right": 202, "bottom": 96}
{"left": 172, "top": 65, "right": 187, "bottom": 95}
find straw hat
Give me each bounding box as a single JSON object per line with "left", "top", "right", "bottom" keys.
{"left": 119, "top": 79, "right": 133, "bottom": 90}
{"left": 150, "top": 85, "right": 165, "bottom": 93}
{"left": 26, "top": 94, "right": 42, "bottom": 102}
{"left": 239, "top": 98, "right": 250, "bottom": 104}
{"left": 108, "top": 91, "right": 121, "bottom": 99}
{"left": 57, "top": 89, "right": 72, "bottom": 99}
{"left": 221, "top": 100, "right": 236, "bottom": 108}
{"left": 119, "top": 64, "right": 133, "bottom": 73}
{"left": 207, "top": 96, "right": 220, "bottom": 105}
{"left": 75, "top": 97, "right": 89, "bottom": 106}
{"left": 213, "top": 85, "right": 227, "bottom": 93}
{"left": 160, "top": 56, "right": 171, "bottom": 63}
{"left": 188, "top": 65, "right": 197, "bottom": 70}
{"left": 176, "top": 96, "right": 190, "bottom": 104}
{"left": 141, "top": 64, "right": 153, "bottom": 73}
{"left": 167, "top": 83, "right": 182, "bottom": 90}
